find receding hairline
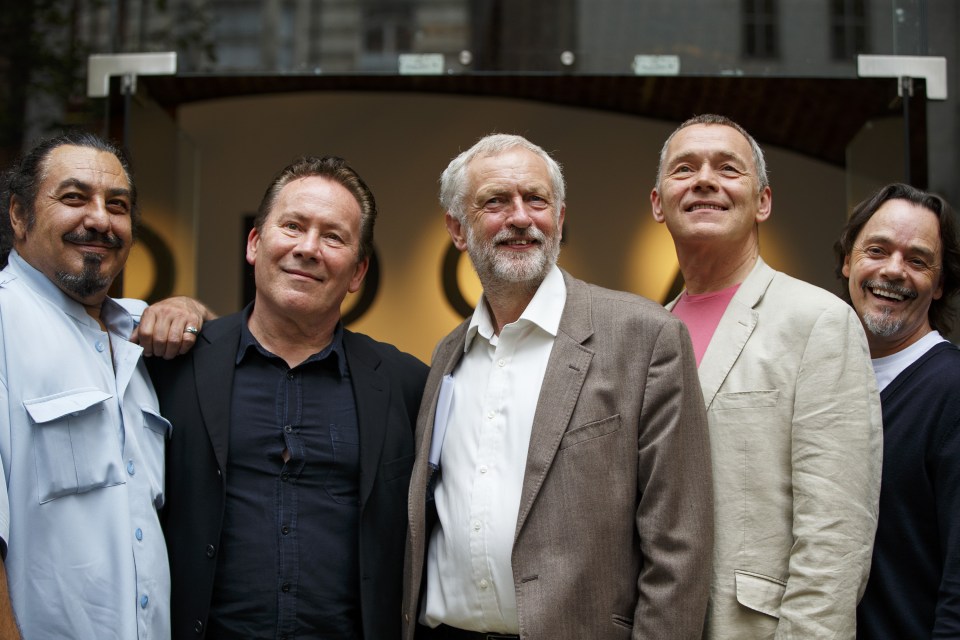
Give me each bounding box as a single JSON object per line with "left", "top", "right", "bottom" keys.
{"left": 40, "top": 144, "right": 132, "bottom": 190}
{"left": 657, "top": 119, "right": 768, "bottom": 192}
{"left": 464, "top": 147, "right": 558, "bottom": 203}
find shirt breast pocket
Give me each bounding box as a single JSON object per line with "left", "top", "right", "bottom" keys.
{"left": 24, "top": 388, "right": 125, "bottom": 504}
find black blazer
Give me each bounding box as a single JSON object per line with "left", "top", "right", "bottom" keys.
{"left": 149, "top": 312, "right": 428, "bottom": 640}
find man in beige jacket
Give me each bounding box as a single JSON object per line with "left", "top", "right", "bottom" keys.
{"left": 651, "top": 114, "right": 883, "bottom": 639}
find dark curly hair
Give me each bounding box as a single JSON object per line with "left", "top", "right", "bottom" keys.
{"left": 835, "top": 182, "right": 960, "bottom": 334}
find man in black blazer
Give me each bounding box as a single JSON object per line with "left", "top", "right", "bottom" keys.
{"left": 150, "top": 156, "right": 428, "bottom": 640}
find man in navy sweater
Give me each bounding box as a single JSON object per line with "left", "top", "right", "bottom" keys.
{"left": 836, "top": 183, "right": 960, "bottom": 638}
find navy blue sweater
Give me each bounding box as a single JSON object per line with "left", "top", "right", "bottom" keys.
{"left": 857, "top": 341, "right": 960, "bottom": 639}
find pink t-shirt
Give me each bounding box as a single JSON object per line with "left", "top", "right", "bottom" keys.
{"left": 671, "top": 284, "right": 741, "bottom": 366}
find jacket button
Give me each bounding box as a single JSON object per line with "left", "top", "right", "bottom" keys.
{"left": 206, "top": 544, "right": 216, "bottom": 558}
{"left": 194, "top": 619, "right": 203, "bottom": 634}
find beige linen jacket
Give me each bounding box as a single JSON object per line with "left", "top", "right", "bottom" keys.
{"left": 671, "top": 258, "right": 882, "bottom": 640}
{"left": 402, "top": 270, "right": 714, "bottom": 640}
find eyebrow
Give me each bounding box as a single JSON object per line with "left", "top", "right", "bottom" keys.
{"left": 667, "top": 150, "right": 748, "bottom": 168}
{"left": 56, "top": 178, "right": 131, "bottom": 200}
{"left": 474, "top": 182, "right": 551, "bottom": 199}
{"left": 861, "top": 233, "right": 939, "bottom": 261}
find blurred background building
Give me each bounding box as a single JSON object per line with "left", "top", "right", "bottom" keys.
{"left": 2, "top": 0, "right": 957, "bottom": 356}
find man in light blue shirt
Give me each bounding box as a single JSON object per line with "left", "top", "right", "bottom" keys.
{"left": 0, "top": 131, "right": 175, "bottom": 639}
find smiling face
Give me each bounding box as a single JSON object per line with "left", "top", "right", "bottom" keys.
{"left": 843, "top": 198, "right": 944, "bottom": 357}
{"left": 10, "top": 145, "right": 132, "bottom": 305}
{"left": 446, "top": 147, "right": 565, "bottom": 291}
{"left": 247, "top": 175, "right": 368, "bottom": 327}
{"left": 651, "top": 123, "right": 771, "bottom": 252}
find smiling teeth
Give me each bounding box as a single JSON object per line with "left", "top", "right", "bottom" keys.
{"left": 871, "top": 287, "right": 905, "bottom": 301}
{"left": 687, "top": 204, "right": 725, "bottom": 212}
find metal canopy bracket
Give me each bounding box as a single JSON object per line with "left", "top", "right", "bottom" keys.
{"left": 87, "top": 52, "right": 177, "bottom": 98}
{"left": 857, "top": 54, "right": 948, "bottom": 100}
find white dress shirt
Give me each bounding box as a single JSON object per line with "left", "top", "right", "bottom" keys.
{"left": 423, "top": 265, "right": 566, "bottom": 633}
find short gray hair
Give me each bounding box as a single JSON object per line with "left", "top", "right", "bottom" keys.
{"left": 439, "top": 133, "right": 566, "bottom": 222}
{"left": 655, "top": 114, "right": 768, "bottom": 192}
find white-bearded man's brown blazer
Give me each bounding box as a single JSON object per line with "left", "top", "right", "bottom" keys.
{"left": 402, "top": 269, "right": 715, "bottom": 640}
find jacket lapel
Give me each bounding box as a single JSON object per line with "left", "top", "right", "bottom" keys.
{"left": 515, "top": 272, "right": 594, "bottom": 539}
{"left": 696, "top": 259, "right": 774, "bottom": 409}
{"left": 343, "top": 331, "right": 390, "bottom": 509}
{"left": 193, "top": 316, "right": 243, "bottom": 474}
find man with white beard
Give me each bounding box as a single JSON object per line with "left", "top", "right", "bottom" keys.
{"left": 402, "top": 134, "right": 715, "bottom": 640}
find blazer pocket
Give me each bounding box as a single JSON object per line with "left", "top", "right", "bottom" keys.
{"left": 24, "top": 388, "right": 125, "bottom": 504}
{"left": 734, "top": 570, "right": 786, "bottom": 619}
{"left": 381, "top": 453, "right": 415, "bottom": 482}
{"left": 713, "top": 390, "right": 780, "bottom": 410}
{"left": 559, "top": 415, "right": 620, "bottom": 450}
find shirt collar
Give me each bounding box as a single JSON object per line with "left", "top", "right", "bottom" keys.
{"left": 236, "top": 303, "right": 348, "bottom": 375}
{"left": 464, "top": 264, "right": 566, "bottom": 351}
{"left": 4, "top": 249, "right": 132, "bottom": 335}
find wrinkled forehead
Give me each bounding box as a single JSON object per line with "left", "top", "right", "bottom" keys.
{"left": 40, "top": 145, "right": 129, "bottom": 190}
{"left": 467, "top": 147, "right": 552, "bottom": 191}
{"left": 669, "top": 124, "right": 752, "bottom": 164}
{"left": 857, "top": 199, "right": 944, "bottom": 254}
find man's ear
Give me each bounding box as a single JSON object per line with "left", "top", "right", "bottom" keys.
{"left": 446, "top": 212, "right": 468, "bottom": 251}
{"left": 650, "top": 189, "right": 665, "bottom": 223}
{"left": 9, "top": 196, "right": 29, "bottom": 241}
{"left": 347, "top": 256, "right": 370, "bottom": 294}
{"left": 245, "top": 226, "right": 260, "bottom": 266}
{"left": 755, "top": 186, "right": 772, "bottom": 224}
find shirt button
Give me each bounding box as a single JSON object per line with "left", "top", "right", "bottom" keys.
{"left": 473, "top": 521, "right": 481, "bottom": 531}
{"left": 135, "top": 528, "right": 143, "bottom": 541}
{"left": 281, "top": 583, "right": 291, "bottom": 593}
{"left": 193, "top": 620, "right": 204, "bottom": 634}
{"left": 281, "top": 525, "right": 290, "bottom": 535}
{"left": 206, "top": 544, "right": 216, "bottom": 558}
{"left": 126, "top": 460, "right": 135, "bottom": 476}
{"left": 498, "top": 359, "right": 505, "bottom": 367}
{"left": 95, "top": 341, "right": 105, "bottom": 352}
{"left": 479, "top": 466, "right": 488, "bottom": 474}
{"left": 140, "top": 594, "right": 149, "bottom": 609}
{"left": 487, "top": 411, "right": 494, "bottom": 420}
{"left": 479, "top": 579, "right": 489, "bottom": 589}
{"left": 284, "top": 425, "right": 293, "bottom": 433}
{"left": 281, "top": 472, "right": 290, "bottom": 482}
{"left": 286, "top": 372, "right": 295, "bottom": 380}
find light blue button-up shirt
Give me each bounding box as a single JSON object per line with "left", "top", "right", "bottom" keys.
{"left": 0, "top": 251, "right": 171, "bottom": 639}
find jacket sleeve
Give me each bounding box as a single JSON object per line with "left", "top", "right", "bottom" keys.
{"left": 776, "top": 303, "right": 882, "bottom": 639}
{"left": 632, "top": 318, "right": 714, "bottom": 639}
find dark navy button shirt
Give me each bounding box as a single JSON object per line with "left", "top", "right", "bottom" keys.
{"left": 208, "top": 310, "right": 361, "bottom": 639}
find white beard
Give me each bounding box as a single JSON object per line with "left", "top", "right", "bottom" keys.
{"left": 465, "top": 223, "right": 560, "bottom": 290}
{"left": 862, "top": 306, "right": 904, "bottom": 338}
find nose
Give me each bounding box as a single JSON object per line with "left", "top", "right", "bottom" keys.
{"left": 83, "top": 198, "right": 111, "bottom": 232}
{"left": 293, "top": 230, "right": 322, "bottom": 260}
{"left": 504, "top": 196, "right": 533, "bottom": 228}
{"left": 878, "top": 252, "right": 906, "bottom": 279}
{"left": 692, "top": 164, "right": 719, "bottom": 190}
